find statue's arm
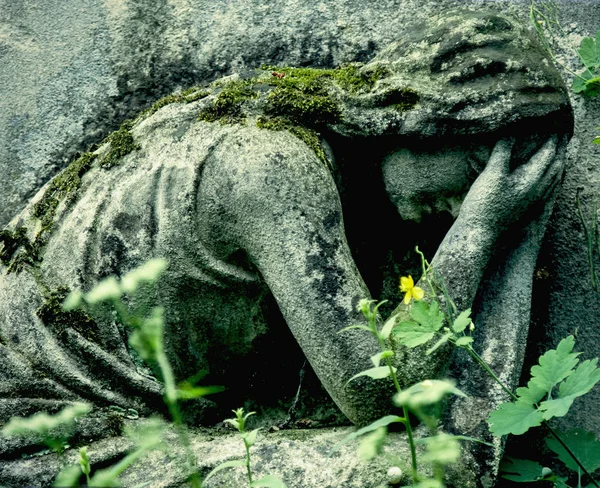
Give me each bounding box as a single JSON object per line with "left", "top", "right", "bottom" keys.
{"left": 390, "top": 137, "right": 563, "bottom": 386}
{"left": 428, "top": 137, "right": 562, "bottom": 310}
{"left": 196, "top": 130, "right": 393, "bottom": 425}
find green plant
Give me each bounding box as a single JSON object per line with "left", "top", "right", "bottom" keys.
{"left": 335, "top": 298, "right": 476, "bottom": 487}
{"left": 576, "top": 189, "right": 600, "bottom": 292}
{"left": 202, "top": 408, "right": 287, "bottom": 488}
{"left": 390, "top": 248, "right": 600, "bottom": 488}
{"left": 62, "top": 258, "right": 227, "bottom": 487}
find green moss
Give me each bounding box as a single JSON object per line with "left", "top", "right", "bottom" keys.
{"left": 257, "top": 116, "right": 329, "bottom": 166}
{"left": 37, "top": 287, "right": 100, "bottom": 343}
{"left": 198, "top": 80, "right": 258, "bottom": 125}
{"left": 137, "top": 87, "right": 210, "bottom": 121}
{"left": 264, "top": 88, "right": 341, "bottom": 126}
{"left": 262, "top": 63, "right": 389, "bottom": 94}
{"left": 0, "top": 226, "right": 38, "bottom": 273}
{"left": 32, "top": 151, "right": 97, "bottom": 248}
{"left": 100, "top": 120, "right": 141, "bottom": 169}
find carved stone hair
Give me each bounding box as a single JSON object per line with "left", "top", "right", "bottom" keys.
{"left": 333, "top": 10, "right": 574, "bottom": 140}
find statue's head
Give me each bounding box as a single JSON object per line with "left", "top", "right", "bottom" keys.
{"left": 328, "top": 10, "right": 574, "bottom": 222}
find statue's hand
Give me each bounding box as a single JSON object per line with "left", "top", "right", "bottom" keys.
{"left": 459, "top": 136, "right": 562, "bottom": 231}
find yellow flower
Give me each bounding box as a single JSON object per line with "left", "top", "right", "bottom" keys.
{"left": 399, "top": 275, "right": 424, "bottom": 305}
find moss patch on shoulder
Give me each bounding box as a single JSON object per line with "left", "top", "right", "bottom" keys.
{"left": 0, "top": 227, "right": 38, "bottom": 273}
{"left": 197, "top": 80, "right": 258, "bottom": 125}
{"left": 32, "top": 151, "right": 97, "bottom": 245}
{"left": 100, "top": 120, "right": 140, "bottom": 169}
{"left": 37, "top": 287, "right": 100, "bottom": 343}
{"left": 137, "top": 87, "right": 210, "bottom": 121}
{"left": 257, "top": 116, "right": 329, "bottom": 166}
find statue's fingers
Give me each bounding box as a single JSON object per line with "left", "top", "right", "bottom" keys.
{"left": 486, "top": 138, "right": 514, "bottom": 173}
{"left": 514, "top": 136, "right": 558, "bottom": 181}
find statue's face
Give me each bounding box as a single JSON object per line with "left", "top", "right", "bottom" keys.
{"left": 381, "top": 143, "right": 492, "bottom": 222}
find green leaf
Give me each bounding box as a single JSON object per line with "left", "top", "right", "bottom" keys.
{"left": 421, "top": 434, "right": 461, "bottom": 465}
{"left": 452, "top": 309, "right": 472, "bottom": 333}
{"left": 345, "top": 366, "right": 395, "bottom": 386}
{"left": 578, "top": 30, "right": 600, "bottom": 70}
{"left": 546, "top": 429, "right": 600, "bottom": 474}
{"left": 573, "top": 70, "right": 600, "bottom": 96}
{"left": 53, "top": 465, "right": 82, "bottom": 488}
{"left": 331, "top": 415, "right": 404, "bottom": 453}
{"left": 242, "top": 428, "right": 260, "bottom": 448}
{"left": 251, "top": 475, "right": 288, "bottom": 488}
{"left": 529, "top": 336, "right": 580, "bottom": 395}
{"left": 488, "top": 400, "right": 544, "bottom": 436}
{"left": 85, "top": 276, "right": 122, "bottom": 304}
{"left": 202, "top": 459, "right": 246, "bottom": 485}
{"left": 594, "top": 129, "right": 600, "bottom": 146}
{"left": 176, "top": 385, "right": 225, "bottom": 400}
{"left": 539, "top": 358, "right": 600, "bottom": 420}
{"left": 380, "top": 315, "right": 397, "bottom": 340}
{"left": 394, "top": 380, "right": 466, "bottom": 409}
{"left": 500, "top": 457, "right": 548, "bottom": 482}
{"left": 515, "top": 379, "right": 546, "bottom": 405}
{"left": 455, "top": 337, "right": 474, "bottom": 347}
{"left": 337, "top": 325, "right": 373, "bottom": 334}
{"left": 394, "top": 321, "right": 435, "bottom": 348}
{"left": 370, "top": 350, "right": 394, "bottom": 367}
{"left": 410, "top": 301, "right": 444, "bottom": 331}
{"left": 121, "top": 258, "right": 168, "bottom": 293}
{"left": 357, "top": 426, "right": 387, "bottom": 461}
{"left": 79, "top": 446, "right": 91, "bottom": 476}
{"left": 1, "top": 402, "right": 91, "bottom": 437}
{"left": 426, "top": 333, "right": 451, "bottom": 355}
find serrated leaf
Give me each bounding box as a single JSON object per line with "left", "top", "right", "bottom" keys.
{"left": 345, "top": 366, "right": 395, "bottom": 386}
{"left": 251, "top": 475, "right": 288, "bottom": 488}
{"left": 370, "top": 350, "right": 394, "bottom": 367}
{"left": 409, "top": 301, "right": 444, "bottom": 331}
{"left": 488, "top": 400, "right": 544, "bottom": 436}
{"left": 426, "top": 333, "right": 451, "bottom": 355}
{"left": 539, "top": 358, "right": 600, "bottom": 420}
{"left": 380, "top": 315, "right": 398, "bottom": 340}
{"left": 203, "top": 459, "right": 246, "bottom": 484}
{"left": 455, "top": 337, "right": 474, "bottom": 347}
{"left": 573, "top": 69, "right": 600, "bottom": 96}
{"left": 578, "top": 30, "right": 600, "bottom": 70}
{"left": 499, "top": 457, "right": 548, "bottom": 482}
{"left": 516, "top": 379, "right": 547, "bottom": 405}
{"left": 530, "top": 336, "right": 580, "bottom": 395}
{"left": 546, "top": 429, "right": 600, "bottom": 474}
{"left": 452, "top": 309, "right": 472, "bottom": 333}
{"left": 394, "top": 321, "right": 436, "bottom": 348}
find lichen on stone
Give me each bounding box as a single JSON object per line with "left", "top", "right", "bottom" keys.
{"left": 37, "top": 287, "right": 100, "bottom": 343}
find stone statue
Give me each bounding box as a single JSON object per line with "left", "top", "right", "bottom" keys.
{"left": 0, "top": 9, "right": 573, "bottom": 484}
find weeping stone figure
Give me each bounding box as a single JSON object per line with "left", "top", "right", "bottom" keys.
{"left": 0, "top": 9, "right": 573, "bottom": 486}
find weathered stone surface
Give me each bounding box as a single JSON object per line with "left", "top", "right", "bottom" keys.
{"left": 0, "top": 2, "right": 598, "bottom": 487}
{"left": 0, "top": 422, "right": 479, "bottom": 488}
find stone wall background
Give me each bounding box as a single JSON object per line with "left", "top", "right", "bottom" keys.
{"left": 1, "top": 0, "right": 599, "bottom": 434}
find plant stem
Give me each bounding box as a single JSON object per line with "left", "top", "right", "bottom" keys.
{"left": 544, "top": 424, "right": 600, "bottom": 488}
{"left": 156, "top": 350, "right": 201, "bottom": 488}
{"left": 465, "top": 345, "right": 600, "bottom": 487}
{"left": 244, "top": 442, "right": 253, "bottom": 484}
{"left": 373, "top": 315, "right": 418, "bottom": 482}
